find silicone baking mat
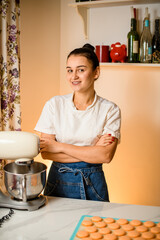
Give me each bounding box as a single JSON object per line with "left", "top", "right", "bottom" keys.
{"left": 70, "top": 215, "right": 159, "bottom": 240}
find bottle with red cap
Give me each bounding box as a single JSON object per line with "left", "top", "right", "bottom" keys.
{"left": 127, "top": 7, "right": 140, "bottom": 63}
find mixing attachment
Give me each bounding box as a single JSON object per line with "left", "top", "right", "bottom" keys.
{"left": 0, "top": 131, "right": 47, "bottom": 211}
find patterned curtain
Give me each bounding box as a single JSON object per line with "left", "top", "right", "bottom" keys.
{"left": 0, "top": 0, "right": 21, "bottom": 192}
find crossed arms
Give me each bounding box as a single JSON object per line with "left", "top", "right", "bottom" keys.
{"left": 40, "top": 133, "right": 118, "bottom": 164}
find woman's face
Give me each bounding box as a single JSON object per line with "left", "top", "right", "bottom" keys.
{"left": 66, "top": 55, "right": 99, "bottom": 94}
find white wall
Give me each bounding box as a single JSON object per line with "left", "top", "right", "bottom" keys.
{"left": 89, "top": 4, "right": 160, "bottom": 46}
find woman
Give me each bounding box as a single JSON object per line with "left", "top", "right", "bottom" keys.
{"left": 35, "top": 44, "right": 121, "bottom": 201}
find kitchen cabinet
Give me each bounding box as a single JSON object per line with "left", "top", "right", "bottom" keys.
{"left": 69, "top": 0, "right": 160, "bottom": 67}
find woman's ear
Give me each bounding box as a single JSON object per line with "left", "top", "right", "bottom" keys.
{"left": 94, "top": 66, "right": 100, "bottom": 81}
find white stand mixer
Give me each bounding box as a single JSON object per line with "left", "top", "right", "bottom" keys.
{"left": 0, "top": 131, "right": 47, "bottom": 211}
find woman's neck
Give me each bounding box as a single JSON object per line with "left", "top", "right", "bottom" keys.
{"left": 73, "top": 90, "right": 95, "bottom": 110}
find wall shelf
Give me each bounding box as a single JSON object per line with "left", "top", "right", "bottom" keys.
{"left": 69, "top": 1, "right": 160, "bottom": 66}
{"left": 69, "top": 0, "right": 160, "bottom": 38}
{"left": 100, "top": 63, "right": 160, "bottom": 67}
{"left": 69, "top": 0, "right": 160, "bottom": 8}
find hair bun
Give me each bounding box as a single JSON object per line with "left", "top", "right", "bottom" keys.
{"left": 82, "top": 43, "right": 95, "bottom": 52}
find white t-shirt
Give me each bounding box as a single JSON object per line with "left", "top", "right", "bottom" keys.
{"left": 34, "top": 93, "right": 121, "bottom": 146}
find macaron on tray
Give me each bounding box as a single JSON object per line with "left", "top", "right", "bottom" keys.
{"left": 70, "top": 215, "right": 160, "bottom": 240}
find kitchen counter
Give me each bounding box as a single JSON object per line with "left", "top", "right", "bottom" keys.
{"left": 0, "top": 196, "right": 160, "bottom": 240}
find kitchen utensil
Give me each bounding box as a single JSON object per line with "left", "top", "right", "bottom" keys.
{"left": 0, "top": 131, "right": 47, "bottom": 211}
{"left": 4, "top": 161, "right": 47, "bottom": 201}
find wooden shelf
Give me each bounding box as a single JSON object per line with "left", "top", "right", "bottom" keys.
{"left": 69, "top": 0, "right": 160, "bottom": 8}
{"left": 69, "top": 0, "right": 160, "bottom": 38}
{"left": 69, "top": 1, "right": 160, "bottom": 67}
{"left": 100, "top": 63, "right": 160, "bottom": 67}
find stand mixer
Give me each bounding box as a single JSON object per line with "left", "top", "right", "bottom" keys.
{"left": 0, "top": 131, "right": 47, "bottom": 211}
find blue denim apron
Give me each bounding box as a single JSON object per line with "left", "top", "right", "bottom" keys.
{"left": 44, "top": 161, "right": 109, "bottom": 202}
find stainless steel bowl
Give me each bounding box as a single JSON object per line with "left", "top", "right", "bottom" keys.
{"left": 4, "top": 162, "right": 47, "bottom": 201}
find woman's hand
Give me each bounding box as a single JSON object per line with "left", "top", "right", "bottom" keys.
{"left": 92, "top": 134, "right": 115, "bottom": 146}
{"left": 40, "top": 135, "right": 60, "bottom": 153}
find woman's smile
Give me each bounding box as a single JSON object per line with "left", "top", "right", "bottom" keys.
{"left": 72, "top": 81, "right": 81, "bottom": 85}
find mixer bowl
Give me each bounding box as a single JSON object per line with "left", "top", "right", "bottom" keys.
{"left": 4, "top": 162, "right": 47, "bottom": 201}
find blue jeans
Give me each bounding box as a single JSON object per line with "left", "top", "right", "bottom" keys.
{"left": 44, "top": 161, "right": 109, "bottom": 202}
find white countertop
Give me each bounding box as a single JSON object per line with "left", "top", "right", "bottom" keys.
{"left": 0, "top": 196, "right": 160, "bottom": 240}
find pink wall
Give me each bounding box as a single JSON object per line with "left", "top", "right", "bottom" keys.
{"left": 96, "top": 65, "right": 160, "bottom": 206}
{"left": 21, "top": 0, "right": 60, "bottom": 133}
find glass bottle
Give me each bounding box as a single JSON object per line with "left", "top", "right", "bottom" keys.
{"left": 127, "top": 8, "right": 139, "bottom": 63}
{"left": 152, "top": 19, "right": 160, "bottom": 63}
{"left": 140, "top": 8, "right": 152, "bottom": 63}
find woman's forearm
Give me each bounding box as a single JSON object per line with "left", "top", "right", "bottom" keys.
{"left": 57, "top": 140, "right": 118, "bottom": 164}
{"left": 41, "top": 152, "right": 81, "bottom": 163}
{"left": 40, "top": 133, "right": 117, "bottom": 164}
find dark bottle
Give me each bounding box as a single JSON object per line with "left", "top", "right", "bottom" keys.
{"left": 152, "top": 19, "right": 160, "bottom": 63}
{"left": 127, "top": 8, "right": 139, "bottom": 63}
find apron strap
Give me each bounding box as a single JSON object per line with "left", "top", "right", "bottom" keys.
{"left": 58, "top": 166, "right": 90, "bottom": 200}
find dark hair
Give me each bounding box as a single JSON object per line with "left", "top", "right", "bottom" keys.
{"left": 67, "top": 43, "right": 99, "bottom": 70}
